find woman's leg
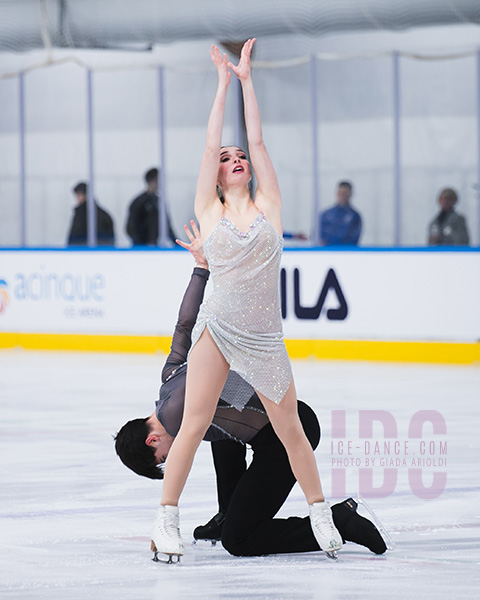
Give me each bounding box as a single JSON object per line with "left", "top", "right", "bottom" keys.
{"left": 256, "top": 380, "right": 343, "bottom": 554}
{"left": 222, "top": 402, "right": 321, "bottom": 556}
{"left": 161, "top": 328, "right": 229, "bottom": 506}
{"left": 256, "top": 379, "right": 324, "bottom": 504}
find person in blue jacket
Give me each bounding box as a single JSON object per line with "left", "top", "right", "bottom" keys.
{"left": 320, "top": 181, "right": 362, "bottom": 246}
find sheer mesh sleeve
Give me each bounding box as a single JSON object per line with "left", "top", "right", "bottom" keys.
{"left": 161, "top": 267, "right": 209, "bottom": 383}
{"left": 158, "top": 376, "right": 186, "bottom": 437}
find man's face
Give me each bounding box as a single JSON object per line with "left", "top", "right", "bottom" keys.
{"left": 152, "top": 432, "right": 174, "bottom": 465}
{"left": 439, "top": 193, "right": 455, "bottom": 211}
{"left": 145, "top": 414, "right": 175, "bottom": 466}
{"left": 74, "top": 192, "right": 86, "bottom": 205}
{"left": 337, "top": 186, "right": 352, "bottom": 206}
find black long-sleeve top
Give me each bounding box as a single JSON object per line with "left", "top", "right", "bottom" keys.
{"left": 67, "top": 201, "right": 115, "bottom": 246}
{"left": 126, "top": 192, "right": 176, "bottom": 245}
{"left": 155, "top": 267, "right": 269, "bottom": 443}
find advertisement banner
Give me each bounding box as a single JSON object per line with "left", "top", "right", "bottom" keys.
{"left": 0, "top": 249, "right": 478, "bottom": 342}
{"left": 0, "top": 251, "right": 187, "bottom": 335}
{"left": 280, "top": 251, "right": 480, "bottom": 341}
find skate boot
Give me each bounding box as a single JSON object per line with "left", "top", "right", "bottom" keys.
{"left": 193, "top": 512, "right": 225, "bottom": 546}
{"left": 309, "top": 501, "right": 343, "bottom": 559}
{"left": 151, "top": 505, "right": 184, "bottom": 564}
{"left": 332, "top": 498, "right": 388, "bottom": 555}
{"left": 357, "top": 496, "right": 395, "bottom": 551}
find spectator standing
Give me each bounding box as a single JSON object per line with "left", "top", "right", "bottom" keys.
{"left": 67, "top": 182, "right": 115, "bottom": 246}
{"left": 320, "top": 181, "right": 362, "bottom": 246}
{"left": 126, "top": 168, "right": 176, "bottom": 246}
{"left": 427, "top": 187, "right": 470, "bottom": 246}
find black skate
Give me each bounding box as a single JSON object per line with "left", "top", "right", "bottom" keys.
{"left": 356, "top": 495, "right": 395, "bottom": 551}
{"left": 332, "top": 498, "right": 390, "bottom": 555}
{"left": 193, "top": 512, "right": 225, "bottom": 546}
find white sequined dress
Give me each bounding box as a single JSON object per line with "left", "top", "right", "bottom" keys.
{"left": 190, "top": 210, "right": 292, "bottom": 406}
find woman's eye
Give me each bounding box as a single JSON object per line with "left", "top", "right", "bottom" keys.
{"left": 220, "top": 157, "right": 229, "bottom": 163}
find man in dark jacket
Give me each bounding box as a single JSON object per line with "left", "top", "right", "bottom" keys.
{"left": 67, "top": 182, "right": 115, "bottom": 246}
{"left": 126, "top": 168, "right": 176, "bottom": 246}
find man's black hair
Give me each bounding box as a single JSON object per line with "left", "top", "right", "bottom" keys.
{"left": 73, "top": 182, "right": 87, "bottom": 195}
{"left": 114, "top": 417, "right": 164, "bottom": 480}
{"left": 144, "top": 168, "right": 159, "bottom": 184}
{"left": 338, "top": 181, "right": 352, "bottom": 191}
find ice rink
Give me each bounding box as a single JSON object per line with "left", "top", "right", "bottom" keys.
{"left": 1, "top": 349, "right": 479, "bottom": 599}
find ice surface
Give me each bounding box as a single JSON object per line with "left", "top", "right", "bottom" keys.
{"left": 1, "top": 350, "right": 479, "bottom": 599}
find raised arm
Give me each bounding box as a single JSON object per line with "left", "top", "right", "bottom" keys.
{"left": 195, "top": 47, "right": 231, "bottom": 221}
{"left": 161, "top": 222, "right": 209, "bottom": 382}
{"left": 228, "top": 39, "right": 282, "bottom": 218}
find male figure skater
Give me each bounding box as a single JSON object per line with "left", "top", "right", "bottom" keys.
{"left": 115, "top": 223, "right": 387, "bottom": 558}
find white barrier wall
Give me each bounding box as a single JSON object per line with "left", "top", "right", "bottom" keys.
{"left": 0, "top": 249, "right": 478, "bottom": 343}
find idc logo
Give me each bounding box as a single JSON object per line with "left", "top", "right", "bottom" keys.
{"left": 281, "top": 267, "right": 348, "bottom": 320}
{"left": 0, "top": 279, "right": 9, "bottom": 315}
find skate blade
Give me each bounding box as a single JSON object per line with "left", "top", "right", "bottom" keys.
{"left": 356, "top": 494, "right": 396, "bottom": 551}
{"left": 192, "top": 538, "right": 218, "bottom": 547}
{"left": 152, "top": 552, "right": 181, "bottom": 564}
{"left": 151, "top": 540, "right": 182, "bottom": 564}
{"left": 325, "top": 550, "right": 338, "bottom": 560}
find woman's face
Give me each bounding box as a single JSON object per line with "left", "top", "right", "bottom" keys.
{"left": 217, "top": 146, "right": 251, "bottom": 188}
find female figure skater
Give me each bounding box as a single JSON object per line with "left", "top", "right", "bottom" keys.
{"left": 153, "top": 39, "right": 342, "bottom": 561}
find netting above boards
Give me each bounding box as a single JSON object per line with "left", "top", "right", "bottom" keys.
{"left": 1, "top": 0, "right": 480, "bottom": 52}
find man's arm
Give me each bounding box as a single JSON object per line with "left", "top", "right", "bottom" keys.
{"left": 166, "top": 207, "right": 177, "bottom": 244}
{"left": 161, "top": 267, "right": 209, "bottom": 382}
{"left": 320, "top": 208, "right": 336, "bottom": 245}
{"left": 161, "top": 221, "right": 209, "bottom": 382}
{"left": 348, "top": 211, "right": 362, "bottom": 245}
{"left": 453, "top": 215, "right": 470, "bottom": 245}
{"left": 126, "top": 197, "right": 143, "bottom": 244}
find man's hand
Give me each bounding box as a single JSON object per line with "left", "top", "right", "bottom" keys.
{"left": 176, "top": 220, "right": 208, "bottom": 270}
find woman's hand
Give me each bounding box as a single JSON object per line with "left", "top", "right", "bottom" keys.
{"left": 176, "top": 220, "right": 208, "bottom": 270}
{"left": 228, "top": 38, "right": 256, "bottom": 82}
{"left": 210, "top": 45, "right": 231, "bottom": 89}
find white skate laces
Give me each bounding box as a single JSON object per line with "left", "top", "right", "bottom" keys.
{"left": 309, "top": 501, "right": 343, "bottom": 559}
{"left": 151, "top": 505, "right": 184, "bottom": 564}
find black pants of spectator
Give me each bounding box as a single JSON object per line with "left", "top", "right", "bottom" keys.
{"left": 215, "top": 400, "right": 325, "bottom": 556}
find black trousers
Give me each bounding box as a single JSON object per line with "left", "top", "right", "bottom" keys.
{"left": 213, "top": 401, "right": 325, "bottom": 556}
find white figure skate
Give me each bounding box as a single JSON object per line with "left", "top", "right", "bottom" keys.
{"left": 151, "top": 505, "right": 184, "bottom": 564}
{"left": 309, "top": 501, "right": 343, "bottom": 559}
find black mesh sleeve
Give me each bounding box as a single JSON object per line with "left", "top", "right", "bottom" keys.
{"left": 161, "top": 267, "right": 209, "bottom": 383}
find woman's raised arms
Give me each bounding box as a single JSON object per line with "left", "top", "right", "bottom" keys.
{"left": 194, "top": 46, "right": 231, "bottom": 221}
{"left": 228, "top": 39, "right": 282, "bottom": 221}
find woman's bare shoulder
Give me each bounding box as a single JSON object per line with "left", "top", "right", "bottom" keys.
{"left": 254, "top": 194, "right": 283, "bottom": 236}
{"left": 197, "top": 200, "right": 224, "bottom": 241}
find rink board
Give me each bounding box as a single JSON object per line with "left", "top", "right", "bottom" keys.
{"left": 0, "top": 248, "right": 479, "bottom": 363}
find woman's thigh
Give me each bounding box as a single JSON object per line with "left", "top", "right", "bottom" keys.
{"left": 181, "top": 327, "right": 230, "bottom": 429}
{"left": 255, "top": 379, "right": 303, "bottom": 441}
